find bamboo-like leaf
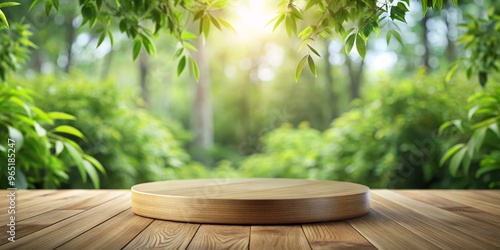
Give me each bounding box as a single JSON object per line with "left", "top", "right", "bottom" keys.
{"left": 53, "top": 125, "right": 85, "bottom": 139}
{"left": 308, "top": 55, "right": 317, "bottom": 77}
{"left": 449, "top": 147, "right": 467, "bottom": 176}
{"left": 0, "top": 2, "right": 20, "bottom": 8}
{"left": 64, "top": 142, "right": 86, "bottom": 183}
{"left": 96, "top": 32, "right": 106, "bottom": 48}
{"left": 191, "top": 57, "right": 200, "bottom": 81}
{"left": 48, "top": 112, "right": 76, "bottom": 120}
{"left": 295, "top": 55, "right": 308, "bottom": 81}
{"left": 273, "top": 14, "right": 285, "bottom": 31}
{"left": 177, "top": 56, "right": 186, "bottom": 76}
{"left": 55, "top": 140, "right": 64, "bottom": 156}
{"left": 356, "top": 34, "right": 366, "bottom": 59}
{"left": 84, "top": 154, "right": 105, "bottom": 174}
{"left": 83, "top": 160, "right": 100, "bottom": 189}
{"left": 218, "top": 18, "right": 236, "bottom": 33}
{"left": 132, "top": 40, "right": 141, "bottom": 60}
{"left": 108, "top": 30, "right": 114, "bottom": 46}
{"left": 440, "top": 143, "right": 465, "bottom": 166}
{"left": 0, "top": 10, "right": 8, "bottom": 29}
{"left": 307, "top": 45, "right": 321, "bottom": 57}
{"left": 345, "top": 34, "right": 355, "bottom": 54}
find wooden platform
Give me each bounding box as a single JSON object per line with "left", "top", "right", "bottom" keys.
{"left": 131, "top": 179, "right": 370, "bottom": 224}
{"left": 1, "top": 189, "right": 500, "bottom": 249}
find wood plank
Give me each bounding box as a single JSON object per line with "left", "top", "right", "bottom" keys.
{"left": 187, "top": 224, "right": 249, "bottom": 250}
{"left": 0, "top": 192, "right": 130, "bottom": 249}
{"left": 0, "top": 190, "right": 92, "bottom": 222}
{"left": 431, "top": 190, "right": 500, "bottom": 216}
{"left": 301, "top": 221, "right": 375, "bottom": 249}
{"left": 371, "top": 193, "right": 498, "bottom": 249}
{"left": 249, "top": 226, "right": 311, "bottom": 249}
{"left": 13, "top": 192, "right": 105, "bottom": 221}
{"left": 397, "top": 190, "right": 500, "bottom": 228}
{"left": 0, "top": 210, "right": 82, "bottom": 246}
{"left": 123, "top": 220, "right": 199, "bottom": 249}
{"left": 57, "top": 209, "right": 153, "bottom": 250}
{"left": 348, "top": 209, "right": 437, "bottom": 249}
{"left": 132, "top": 179, "right": 369, "bottom": 224}
{"left": 58, "top": 190, "right": 125, "bottom": 210}
{"left": 373, "top": 190, "right": 500, "bottom": 247}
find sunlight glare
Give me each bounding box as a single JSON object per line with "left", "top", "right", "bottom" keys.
{"left": 231, "top": 0, "right": 274, "bottom": 42}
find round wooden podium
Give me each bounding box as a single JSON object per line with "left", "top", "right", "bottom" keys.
{"left": 131, "top": 178, "right": 370, "bottom": 224}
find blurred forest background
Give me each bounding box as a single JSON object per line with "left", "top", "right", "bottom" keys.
{"left": 1, "top": 0, "right": 500, "bottom": 189}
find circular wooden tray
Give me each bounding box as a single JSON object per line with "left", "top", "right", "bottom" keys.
{"left": 131, "top": 178, "right": 370, "bottom": 224}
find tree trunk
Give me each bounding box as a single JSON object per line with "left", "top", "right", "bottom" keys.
{"left": 445, "top": 8, "right": 457, "bottom": 62}
{"left": 345, "top": 55, "right": 365, "bottom": 100}
{"left": 191, "top": 38, "right": 214, "bottom": 161}
{"left": 139, "top": 49, "right": 149, "bottom": 106}
{"left": 323, "top": 39, "right": 338, "bottom": 123}
{"left": 64, "top": 15, "right": 75, "bottom": 73}
{"left": 421, "top": 13, "right": 431, "bottom": 70}
{"left": 100, "top": 48, "right": 114, "bottom": 80}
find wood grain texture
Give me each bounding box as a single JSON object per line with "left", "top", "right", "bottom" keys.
{"left": 348, "top": 209, "right": 437, "bottom": 249}
{"left": 250, "top": 226, "right": 311, "bottom": 249}
{"left": 57, "top": 209, "right": 153, "bottom": 250}
{"left": 187, "top": 225, "right": 249, "bottom": 250}
{"left": 398, "top": 190, "right": 500, "bottom": 228}
{"left": 132, "top": 178, "right": 370, "bottom": 224}
{"left": 0, "top": 210, "right": 82, "bottom": 246}
{"left": 1, "top": 192, "right": 130, "bottom": 249}
{"left": 2, "top": 189, "right": 500, "bottom": 249}
{"left": 371, "top": 192, "right": 498, "bottom": 249}
{"left": 124, "top": 220, "right": 200, "bottom": 249}
{"left": 374, "top": 190, "right": 500, "bottom": 248}
{"left": 302, "top": 221, "right": 375, "bottom": 249}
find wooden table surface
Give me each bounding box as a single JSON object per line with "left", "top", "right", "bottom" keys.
{"left": 1, "top": 190, "right": 499, "bottom": 249}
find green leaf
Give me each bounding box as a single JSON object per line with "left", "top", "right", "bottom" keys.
{"left": 53, "top": 125, "right": 85, "bottom": 139}
{"left": 307, "top": 45, "right": 321, "bottom": 57}
{"left": 0, "top": 10, "right": 8, "bottom": 29}
{"left": 177, "top": 56, "right": 186, "bottom": 76}
{"left": 7, "top": 126, "right": 24, "bottom": 150}
{"left": 191, "top": 57, "right": 200, "bottom": 81}
{"left": 107, "top": 30, "right": 114, "bottom": 46}
{"left": 489, "top": 123, "right": 500, "bottom": 138}
{"left": 83, "top": 160, "right": 100, "bottom": 189}
{"left": 64, "top": 142, "right": 86, "bottom": 183}
{"left": 345, "top": 34, "right": 355, "bottom": 54}
{"left": 132, "top": 40, "right": 142, "bottom": 60}
{"left": 173, "top": 48, "right": 184, "bottom": 59}
{"left": 391, "top": 30, "right": 404, "bottom": 45}
{"left": 421, "top": 0, "right": 428, "bottom": 15}
{"left": 446, "top": 63, "right": 460, "bottom": 82}
{"left": 218, "top": 18, "right": 236, "bottom": 33}
{"left": 55, "top": 140, "right": 64, "bottom": 156}
{"left": 449, "top": 147, "right": 467, "bottom": 176}
{"left": 308, "top": 55, "right": 317, "bottom": 77}
{"left": 386, "top": 30, "right": 392, "bottom": 45}
{"left": 84, "top": 154, "right": 105, "bottom": 174}
{"left": 30, "top": 0, "right": 41, "bottom": 11}
{"left": 48, "top": 111, "right": 76, "bottom": 120}
{"left": 295, "top": 55, "right": 308, "bottom": 81}
{"left": 0, "top": 2, "right": 20, "bottom": 8}
{"left": 34, "top": 122, "right": 47, "bottom": 137}
{"left": 96, "top": 32, "right": 106, "bottom": 48}
{"left": 356, "top": 34, "right": 366, "bottom": 59}
{"left": 181, "top": 31, "right": 197, "bottom": 40}
{"left": 440, "top": 143, "right": 465, "bottom": 166}
{"left": 209, "top": 15, "right": 221, "bottom": 31}
{"left": 476, "top": 165, "right": 500, "bottom": 177}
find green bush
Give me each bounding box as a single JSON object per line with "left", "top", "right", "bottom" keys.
{"left": 236, "top": 72, "right": 479, "bottom": 188}
{"left": 238, "top": 122, "right": 322, "bottom": 178}
{"left": 0, "top": 84, "right": 103, "bottom": 189}
{"left": 440, "top": 86, "right": 500, "bottom": 188}
{"left": 17, "top": 74, "right": 190, "bottom": 188}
